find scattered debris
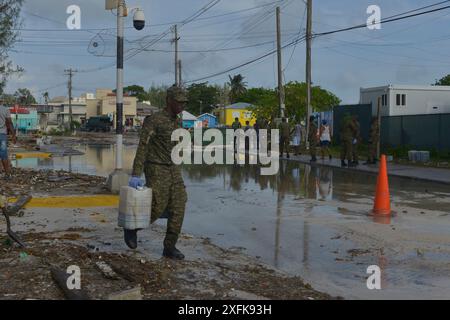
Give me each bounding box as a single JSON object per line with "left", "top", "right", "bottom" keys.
{"left": 0, "top": 168, "right": 107, "bottom": 198}
{"left": 95, "top": 261, "right": 119, "bottom": 280}
{"left": 108, "top": 286, "right": 142, "bottom": 300}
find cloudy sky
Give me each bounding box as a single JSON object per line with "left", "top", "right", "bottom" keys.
{"left": 6, "top": 0, "right": 450, "bottom": 104}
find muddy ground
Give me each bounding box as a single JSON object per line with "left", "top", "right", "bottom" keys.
{"left": 0, "top": 135, "right": 333, "bottom": 300}
{"left": 0, "top": 223, "right": 333, "bottom": 300}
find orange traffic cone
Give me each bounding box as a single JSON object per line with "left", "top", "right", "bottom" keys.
{"left": 373, "top": 154, "right": 391, "bottom": 215}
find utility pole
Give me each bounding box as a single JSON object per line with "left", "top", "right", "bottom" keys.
{"left": 178, "top": 59, "right": 182, "bottom": 86}
{"left": 105, "top": 0, "right": 145, "bottom": 192}
{"left": 377, "top": 96, "right": 382, "bottom": 159}
{"left": 305, "top": 0, "right": 312, "bottom": 145}
{"left": 64, "top": 68, "right": 77, "bottom": 132}
{"left": 172, "top": 25, "right": 180, "bottom": 86}
{"left": 276, "top": 6, "right": 285, "bottom": 118}
{"left": 115, "top": 0, "right": 125, "bottom": 170}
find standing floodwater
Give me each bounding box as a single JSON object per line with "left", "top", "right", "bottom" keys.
{"left": 14, "top": 143, "right": 450, "bottom": 299}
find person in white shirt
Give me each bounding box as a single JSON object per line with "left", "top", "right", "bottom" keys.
{"left": 291, "top": 122, "right": 302, "bottom": 156}
{"left": 319, "top": 120, "right": 332, "bottom": 160}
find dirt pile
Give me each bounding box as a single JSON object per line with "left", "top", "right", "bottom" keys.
{"left": 0, "top": 168, "right": 108, "bottom": 197}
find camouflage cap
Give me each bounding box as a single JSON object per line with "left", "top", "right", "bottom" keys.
{"left": 167, "top": 85, "right": 188, "bottom": 102}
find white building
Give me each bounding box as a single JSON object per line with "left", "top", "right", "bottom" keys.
{"left": 360, "top": 85, "right": 450, "bottom": 117}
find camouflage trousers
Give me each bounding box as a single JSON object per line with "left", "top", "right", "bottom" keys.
{"left": 340, "top": 138, "right": 352, "bottom": 161}
{"left": 280, "top": 136, "right": 290, "bottom": 155}
{"left": 368, "top": 140, "right": 378, "bottom": 162}
{"left": 145, "top": 164, "right": 187, "bottom": 249}
{"left": 309, "top": 140, "right": 317, "bottom": 158}
{"left": 352, "top": 141, "right": 359, "bottom": 162}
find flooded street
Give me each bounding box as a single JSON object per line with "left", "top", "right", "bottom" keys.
{"left": 13, "top": 143, "right": 450, "bottom": 299}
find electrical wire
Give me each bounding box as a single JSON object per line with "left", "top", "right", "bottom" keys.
{"left": 283, "top": 4, "right": 307, "bottom": 72}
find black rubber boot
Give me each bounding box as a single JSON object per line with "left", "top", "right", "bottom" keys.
{"left": 124, "top": 229, "right": 138, "bottom": 249}
{"left": 163, "top": 247, "right": 185, "bottom": 260}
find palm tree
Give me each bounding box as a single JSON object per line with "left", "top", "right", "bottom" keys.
{"left": 227, "top": 74, "right": 247, "bottom": 104}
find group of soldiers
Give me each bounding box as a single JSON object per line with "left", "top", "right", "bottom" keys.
{"left": 339, "top": 115, "right": 380, "bottom": 167}
{"left": 277, "top": 114, "right": 380, "bottom": 168}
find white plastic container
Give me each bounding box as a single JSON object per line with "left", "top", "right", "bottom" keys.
{"left": 419, "top": 151, "right": 430, "bottom": 162}
{"left": 118, "top": 186, "right": 152, "bottom": 230}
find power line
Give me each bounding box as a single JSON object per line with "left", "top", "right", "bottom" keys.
{"left": 16, "top": 1, "right": 284, "bottom": 32}
{"left": 78, "top": 0, "right": 222, "bottom": 73}
{"left": 313, "top": 2, "right": 450, "bottom": 38}
{"left": 185, "top": 34, "right": 307, "bottom": 83}
{"left": 184, "top": 1, "right": 450, "bottom": 84}
{"left": 283, "top": 4, "right": 307, "bottom": 72}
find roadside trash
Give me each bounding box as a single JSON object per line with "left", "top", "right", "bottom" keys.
{"left": 86, "top": 243, "right": 100, "bottom": 251}
{"left": 19, "top": 252, "right": 28, "bottom": 261}
{"left": 118, "top": 186, "right": 152, "bottom": 230}
{"left": 108, "top": 286, "right": 142, "bottom": 300}
{"left": 95, "top": 261, "right": 119, "bottom": 280}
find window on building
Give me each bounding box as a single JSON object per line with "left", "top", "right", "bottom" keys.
{"left": 382, "top": 94, "right": 387, "bottom": 106}
{"left": 401, "top": 94, "right": 406, "bottom": 106}
{"left": 396, "top": 94, "right": 401, "bottom": 106}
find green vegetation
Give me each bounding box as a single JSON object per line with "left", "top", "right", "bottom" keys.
{"left": 0, "top": 0, "right": 24, "bottom": 95}
{"left": 238, "top": 81, "right": 341, "bottom": 122}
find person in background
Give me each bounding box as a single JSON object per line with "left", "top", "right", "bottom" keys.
{"left": 244, "top": 120, "right": 251, "bottom": 131}
{"left": 231, "top": 117, "right": 241, "bottom": 152}
{"left": 351, "top": 115, "right": 361, "bottom": 166}
{"left": 319, "top": 119, "right": 332, "bottom": 160}
{"left": 244, "top": 120, "right": 251, "bottom": 151}
{"left": 308, "top": 115, "right": 318, "bottom": 162}
{"left": 0, "top": 103, "right": 17, "bottom": 179}
{"left": 364, "top": 117, "right": 379, "bottom": 165}
{"left": 254, "top": 118, "right": 260, "bottom": 150}
{"left": 279, "top": 117, "right": 291, "bottom": 158}
{"left": 292, "top": 120, "right": 302, "bottom": 156}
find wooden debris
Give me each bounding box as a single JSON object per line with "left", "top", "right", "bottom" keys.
{"left": 50, "top": 267, "right": 90, "bottom": 300}
{"left": 108, "top": 286, "right": 142, "bottom": 300}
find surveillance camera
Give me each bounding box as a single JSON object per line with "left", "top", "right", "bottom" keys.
{"left": 133, "top": 8, "right": 145, "bottom": 30}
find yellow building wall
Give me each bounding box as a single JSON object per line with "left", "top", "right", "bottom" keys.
{"left": 86, "top": 99, "right": 99, "bottom": 118}
{"left": 223, "top": 108, "right": 256, "bottom": 126}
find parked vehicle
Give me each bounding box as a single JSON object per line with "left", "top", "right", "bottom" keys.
{"left": 83, "top": 116, "right": 112, "bottom": 132}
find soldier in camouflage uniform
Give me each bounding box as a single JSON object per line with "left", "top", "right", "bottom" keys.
{"left": 308, "top": 116, "right": 318, "bottom": 162}
{"left": 351, "top": 115, "right": 361, "bottom": 165}
{"left": 127, "top": 85, "right": 188, "bottom": 260}
{"left": 340, "top": 115, "right": 357, "bottom": 167}
{"left": 364, "top": 117, "right": 379, "bottom": 165}
{"left": 279, "top": 117, "right": 291, "bottom": 158}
